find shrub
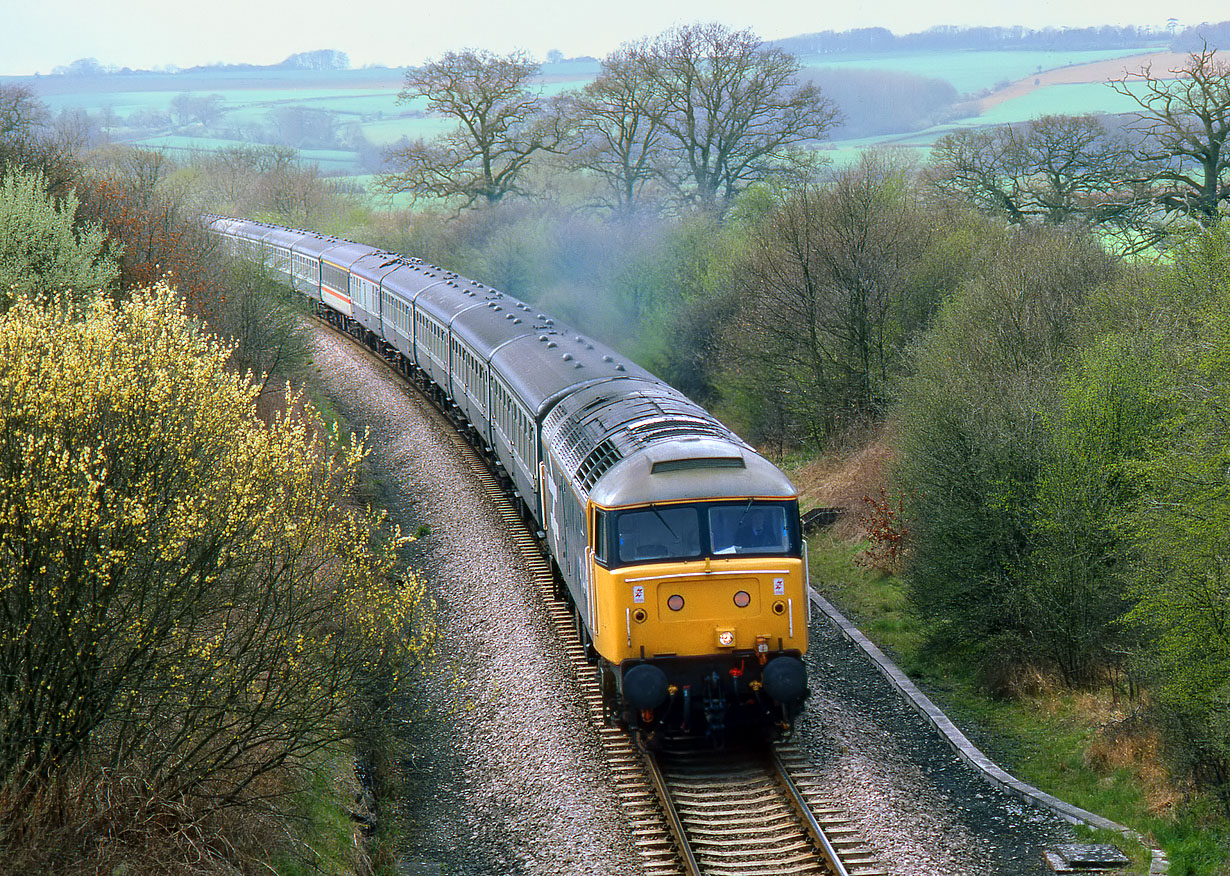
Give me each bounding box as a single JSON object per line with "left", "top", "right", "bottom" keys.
{"left": 0, "top": 285, "right": 434, "bottom": 870}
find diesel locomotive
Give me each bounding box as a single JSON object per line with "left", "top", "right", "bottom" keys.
{"left": 207, "top": 216, "right": 811, "bottom": 740}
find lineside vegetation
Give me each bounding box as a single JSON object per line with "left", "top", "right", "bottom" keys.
{"left": 0, "top": 159, "right": 433, "bottom": 872}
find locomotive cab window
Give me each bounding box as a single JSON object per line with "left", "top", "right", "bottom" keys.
{"left": 592, "top": 509, "right": 608, "bottom": 564}
{"left": 709, "top": 502, "right": 791, "bottom": 555}
{"left": 616, "top": 506, "right": 701, "bottom": 564}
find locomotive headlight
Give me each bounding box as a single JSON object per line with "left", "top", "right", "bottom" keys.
{"left": 716, "top": 629, "right": 736, "bottom": 647}
{"left": 733, "top": 590, "right": 751, "bottom": 608}
{"left": 667, "top": 594, "right": 685, "bottom": 612}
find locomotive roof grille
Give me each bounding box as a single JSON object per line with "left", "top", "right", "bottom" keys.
{"left": 631, "top": 422, "right": 731, "bottom": 441}
{"left": 577, "top": 439, "right": 621, "bottom": 491}
{"left": 552, "top": 397, "right": 740, "bottom": 486}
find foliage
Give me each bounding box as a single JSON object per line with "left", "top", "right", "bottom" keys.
{"left": 718, "top": 153, "right": 940, "bottom": 445}
{"left": 854, "top": 488, "right": 909, "bottom": 575}
{"left": 355, "top": 201, "right": 743, "bottom": 403}
{"left": 0, "top": 85, "right": 80, "bottom": 200}
{"left": 0, "top": 286, "right": 434, "bottom": 869}
{"left": 0, "top": 165, "right": 117, "bottom": 308}
{"left": 1124, "top": 227, "right": 1230, "bottom": 806}
{"left": 894, "top": 224, "right": 1118, "bottom": 673}
{"left": 189, "top": 144, "right": 351, "bottom": 227}
{"left": 74, "top": 159, "right": 214, "bottom": 309}
{"left": 1025, "top": 331, "right": 1164, "bottom": 686}
{"left": 629, "top": 211, "right": 744, "bottom": 403}
{"left": 211, "top": 260, "right": 311, "bottom": 389}
{"left": 809, "top": 528, "right": 1220, "bottom": 874}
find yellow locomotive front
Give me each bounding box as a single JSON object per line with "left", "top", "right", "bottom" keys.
{"left": 583, "top": 449, "right": 810, "bottom": 740}
{"left": 539, "top": 379, "right": 810, "bottom": 742}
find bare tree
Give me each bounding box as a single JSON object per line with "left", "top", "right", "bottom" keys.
{"left": 169, "top": 93, "right": 224, "bottom": 127}
{"left": 117, "top": 147, "right": 173, "bottom": 212}
{"left": 1110, "top": 45, "right": 1230, "bottom": 226}
{"left": 723, "top": 153, "right": 935, "bottom": 443}
{"left": 638, "top": 23, "right": 839, "bottom": 209}
{"left": 379, "top": 49, "right": 568, "bottom": 209}
{"left": 0, "top": 86, "right": 78, "bottom": 197}
{"left": 51, "top": 108, "right": 99, "bottom": 153}
{"left": 929, "top": 125, "right": 1032, "bottom": 223}
{"left": 0, "top": 85, "right": 48, "bottom": 142}
{"left": 262, "top": 162, "right": 336, "bottom": 226}
{"left": 564, "top": 42, "right": 667, "bottom": 214}
{"left": 929, "top": 114, "right": 1156, "bottom": 252}
{"left": 269, "top": 105, "right": 338, "bottom": 149}
{"left": 197, "top": 144, "right": 297, "bottom": 213}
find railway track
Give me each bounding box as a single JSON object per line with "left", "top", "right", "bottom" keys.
{"left": 320, "top": 315, "right": 885, "bottom": 876}
{"left": 642, "top": 742, "right": 886, "bottom": 876}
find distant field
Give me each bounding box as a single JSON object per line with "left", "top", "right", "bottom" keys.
{"left": 360, "top": 115, "right": 456, "bottom": 145}
{"left": 132, "top": 134, "right": 359, "bottom": 172}
{"left": 4, "top": 47, "right": 1180, "bottom": 180}
{"left": 972, "top": 81, "right": 1144, "bottom": 124}
{"left": 798, "top": 48, "right": 1153, "bottom": 96}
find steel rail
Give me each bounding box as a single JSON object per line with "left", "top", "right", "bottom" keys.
{"left": 772, "top": 747, "right": 851, "bottom": 876}
{"left": 639, "top": 746, "right": 703, "bottom": 876}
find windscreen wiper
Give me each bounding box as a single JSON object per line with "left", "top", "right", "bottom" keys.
{"left": 649, "top": 504, "right": 678, "bottom": 542}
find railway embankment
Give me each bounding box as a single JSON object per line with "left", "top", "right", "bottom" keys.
{"left": 307, "top": 319, "right": 1149, "bottom": 876}
{"left": 807, "top": 591, "right": 1166, "bottom": 875}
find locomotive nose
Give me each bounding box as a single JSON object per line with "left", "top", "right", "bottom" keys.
{"left": 762, "top": 655, "right": 808, "bottom": 704}
{"left": 622, "top": 663, "right": 669, "bottom": 709}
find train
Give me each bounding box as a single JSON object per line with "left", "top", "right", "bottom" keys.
{"left": 205, "top": 216, "right": 811, "bottom": 741}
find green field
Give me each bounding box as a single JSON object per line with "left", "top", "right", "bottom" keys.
{"left": 800, "top": 47, "right": 1153, "bottom": 95}
{"left": 5, "top": 47, "right": 1171, "bottom": 178}
{"left": 974, "top": 80, "right": 1146, "bottom": 123}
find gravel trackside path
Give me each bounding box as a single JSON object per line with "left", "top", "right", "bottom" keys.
{"left": 798, "top": 615, "right": 1082, "bottom": 876}
{"left": 309, "top": 328, "right": 640, "bottom": 876}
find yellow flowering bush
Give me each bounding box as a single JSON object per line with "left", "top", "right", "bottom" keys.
{"left": 0, "top": 284, "right": 434, "bottom": 811}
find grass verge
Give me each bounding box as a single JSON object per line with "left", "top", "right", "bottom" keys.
{"left": 266, "top": 748, "right": 362, "bottom": 876}
{"left": 808, "top": 530, "right": 1229, "bottom": 876}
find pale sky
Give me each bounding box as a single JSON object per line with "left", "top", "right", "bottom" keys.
{"left": 1, "top": 0, "right": 1223, "bottom": 76}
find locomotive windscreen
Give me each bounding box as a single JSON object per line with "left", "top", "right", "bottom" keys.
{"left": 611, "top": 500, "right": 798, "bottom": 565}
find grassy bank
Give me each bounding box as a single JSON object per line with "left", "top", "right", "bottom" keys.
{"left": 807, "top": 530, "right": 1229, "bottom": 875}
